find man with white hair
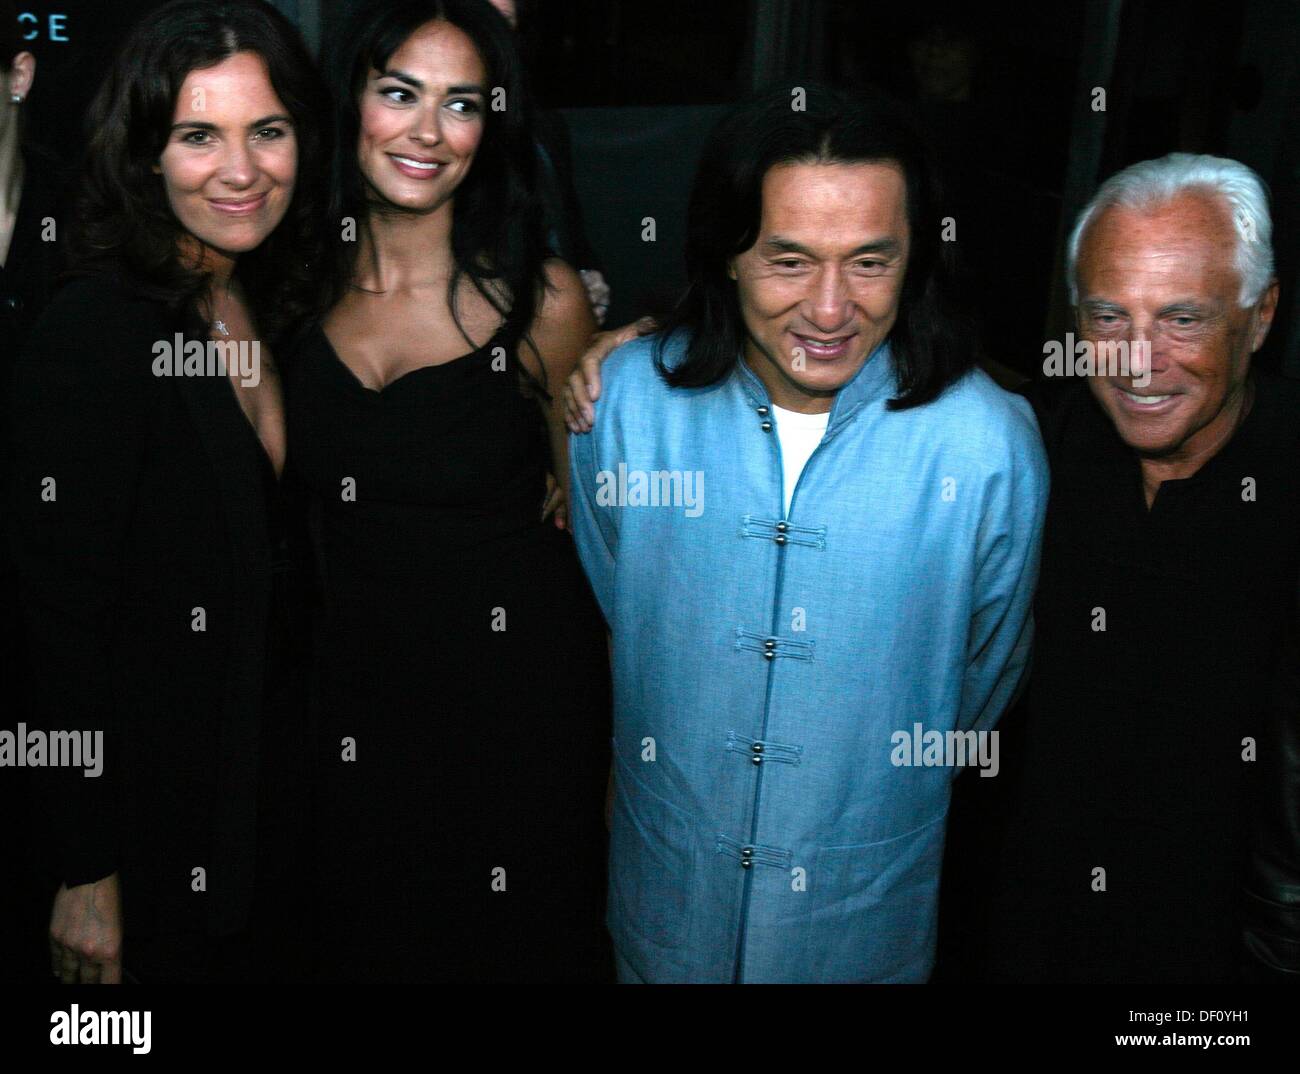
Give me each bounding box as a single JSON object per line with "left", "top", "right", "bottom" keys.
{"left": 978, "top": 152, "right": 1300, "bottom": 982}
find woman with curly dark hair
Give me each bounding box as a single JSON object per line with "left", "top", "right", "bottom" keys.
{"left": 287, "top": 0, "right": 611, "bottom": 981}
{"left": 10, "top": 0, "right": 327, "bottom": 983}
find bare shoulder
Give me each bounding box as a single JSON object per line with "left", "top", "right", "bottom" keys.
{"left": 536, "top": 258, "right": 591, "bottom": 325}
{"left": 519, "top": 259, "right": 596, "bottom": 384}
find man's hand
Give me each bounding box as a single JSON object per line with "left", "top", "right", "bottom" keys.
{"left": 541, "top": 471, "right": 568, "bottom": 531}
{"left": 49, "top": 873, "right": 123, "bottom": 984}
{"left": 563, "top": 317, "right": 658, "bottom": 433}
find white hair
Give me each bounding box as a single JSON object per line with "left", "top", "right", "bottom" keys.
{"left": 1066, "top": 152, "right": 1274, "bottom": 308}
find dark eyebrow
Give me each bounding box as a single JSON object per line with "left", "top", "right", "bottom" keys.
{"left": 379, "top": 69, "right": 484, "bottom": 95}
{"left": 1156, "top": 301, "right": 1213, "bottom": 317}
{"left": 1080, "top": 299, "right": 1127, "bottom": 315}
{"left": 170, "top": 114, "right": 292, "bottom": 133}
{"left": 380, "top": 69, "right": 423, "bottom": 89}
{"left": 1081, "top": 299, "right": 1217, "bottom": 318}
{"left": 762, "top": 236, "right": 902, "bottom": 258}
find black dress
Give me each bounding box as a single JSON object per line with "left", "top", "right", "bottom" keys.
{"left": 286, "top": 322, "right": 612, "bottom": 982}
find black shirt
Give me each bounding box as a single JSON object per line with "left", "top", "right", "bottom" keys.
{"left": 983, "top": 373, "right": 1300, "bottom": 982}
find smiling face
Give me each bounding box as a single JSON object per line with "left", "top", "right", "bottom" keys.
{"left": 729, "top": 161, "right": 910, "bottom": 413}
{"left": 156, "top": 51, "right": 297, "bottom": 263}
{"left": 356, "top": 20, "right": 487, "bottom": 214}
{"left": 1076, "top": 191, "right": 1278, "bottom": 463}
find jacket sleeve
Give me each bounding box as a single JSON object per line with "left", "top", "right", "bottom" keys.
{"left": 1241, "top": 566, "right": 1300, "bottom": 981}
{"left": 8, "top": 280, "right": 154, "bottom": 888}
{"left": 567, "top": 415, "right": 618, "bottom": 628}
{"left": 958, "top": 403, "right": 1050, "bottom": 735}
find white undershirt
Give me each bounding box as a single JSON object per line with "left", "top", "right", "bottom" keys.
{"left": 771, "top": 404, "right": 830, "bottom": 517}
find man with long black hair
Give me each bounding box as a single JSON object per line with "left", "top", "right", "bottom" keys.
{"left": 568, "top": 83, "right": 1048, "bottom": 983}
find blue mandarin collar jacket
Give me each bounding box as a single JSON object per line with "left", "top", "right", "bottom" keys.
{"left": 570, "top": 333, "right": 1049, "bottom": 982}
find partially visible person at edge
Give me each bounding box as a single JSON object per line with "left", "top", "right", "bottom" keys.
{"left": 0, "top": 0, "right": 62, "bottom": 362}
{"left": 567, "top": 83, "right": 1048, "bottom": 983}
{"left": 9, "top": 0, "right": 324, "bottom": 984}
{"left": 0, "top": 0, "right": 68, "bottom": 985}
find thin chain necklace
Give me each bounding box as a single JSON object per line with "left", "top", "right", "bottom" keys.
{"left": 209, "top": 277, "right": 235, "bottom": 338}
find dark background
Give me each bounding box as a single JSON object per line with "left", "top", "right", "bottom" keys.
{"left": 13, "top": 0, "right": 1300, "bottom": 377}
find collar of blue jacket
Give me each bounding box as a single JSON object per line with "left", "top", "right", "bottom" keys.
{"left": 731, "top": 334, "right": 897, "bottom": 436}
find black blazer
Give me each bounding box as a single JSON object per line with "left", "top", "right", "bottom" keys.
{"left": 9, "top": 267, "right": 290, "bottom": 942}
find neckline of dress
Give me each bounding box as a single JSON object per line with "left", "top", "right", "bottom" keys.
{"left": 317, "top": 320, "right": 505, "bottom": 396}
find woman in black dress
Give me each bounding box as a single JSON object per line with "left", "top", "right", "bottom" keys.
{"left": 10, "top": 0, "right": 325, "bottom": 984}
{"left": 288, "top": 0, "right": 610, "bottom": 981}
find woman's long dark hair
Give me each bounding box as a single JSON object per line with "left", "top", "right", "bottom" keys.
{"left": 324, "top": 0, "right": 550, "bottom": 391}
{"left": 656, "top": 82, "right": 977, "bottom": 410}
{"left": 69, "top": 0, "right": 329, "bottom": 343}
